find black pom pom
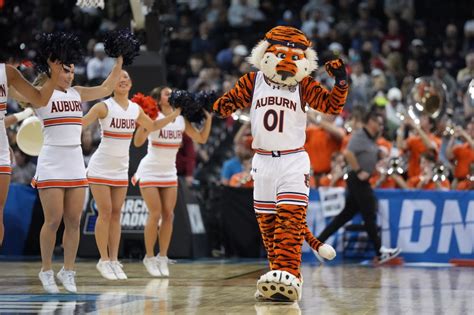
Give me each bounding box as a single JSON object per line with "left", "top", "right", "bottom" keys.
{"left": 169, "top": 90, "right": 215, "bottom": 123}
{"left": 194, "top": 90, "right": 217, "bottom": 113}
{"left": 35, "top": 32, "right": 84, "bottom": 73}
{"left": 169, "top": 90, "right": 197, "bottom": 121}
{"left": 104, "top": 29, "right": 140, "bottom": 65}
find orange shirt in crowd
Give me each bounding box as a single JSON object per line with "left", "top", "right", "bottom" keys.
{"left": 407, "top": 176, "right": 450, "bottom": 190}
{"left": 305, "top": 126, "right": 343, "bottom": 174}
{"left": 451, "top": 143, "right": 474, "bottom": 179}
{"left": 229, "top": 172, "right": 254, "bottom": 188}
{"left": 377, "top": 137, "right": 392, "bottom": 154}
{"left": 369, "top": 174, "right": 397, "bottom": 189}
{"left": 319, "top": 175, "right": 346, "bottom": 188}
{"left": 405, "top": 134, "right": 441, "bottom": 177}
{"left": 456, "top": 179, "right": 473, "bottom": 190}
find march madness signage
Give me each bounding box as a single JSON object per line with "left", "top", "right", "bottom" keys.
{"left": 306, "top": 189, "right": 474, "bottom": 262}
{"left": 83, "top": 195, "right": 149, "bottom": 234}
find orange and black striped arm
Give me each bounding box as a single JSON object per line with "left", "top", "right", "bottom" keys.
{"left": 212, "top": 72, "right": 256, "bottom": 118}
{"left": 300, "top": 76, "right": 349, "bottom": 115}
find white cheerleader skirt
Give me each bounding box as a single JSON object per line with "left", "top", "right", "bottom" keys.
{"left": 0, "top": 120, "right": 11, "bottom": 175}
{"left": 87, "top": 150, "right": 129, "bottom": 187}
{"left": 132, "top": 154, "right": 178, "bottom": 188}
{"left": 31, "top": 145, "right": 88, "bottom": 189}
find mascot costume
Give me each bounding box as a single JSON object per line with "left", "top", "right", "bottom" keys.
{"left": 213, "top": 26, "right": 349, "bottom": 301}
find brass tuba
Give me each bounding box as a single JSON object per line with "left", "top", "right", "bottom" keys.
{"left": 402, "top": 76, "right": 448, "bottom": 124}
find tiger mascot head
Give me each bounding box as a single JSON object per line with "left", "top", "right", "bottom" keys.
{"left": 248, "top": 26, "right": 318, "bottom": 87}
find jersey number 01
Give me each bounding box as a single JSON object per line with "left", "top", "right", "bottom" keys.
{"left": 263, "top": 109, "right": 284, "bottom": 133}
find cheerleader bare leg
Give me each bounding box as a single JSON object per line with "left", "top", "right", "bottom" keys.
{"left": 157, "top": 186, "right": 177, "bottom": 257}
{"left": 38, "top": 188, "right": 65, "bottom": 271}
{"left": 62, "top": 187, "right": 86, "bottom": 270}
{"left": 140, "top": 187, "right": 163, "bottom": 258}
{"left": 91, "top": 184, "right": 114, "bottom": 261}
{"left": 108, "top": 186, "right": 127, "bottom": 261}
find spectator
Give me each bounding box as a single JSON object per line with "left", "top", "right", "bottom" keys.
{"left": 432, "top": 60, "right": 457, "bottom": 103}
{"left": 383, "top": 0, "right": 414, "bottom": 23}
{"left": 191, "top": 21, "right": 217, "bottom": 54}
{"left": 229, "top": 156, "right": 253, "bottom": 188}
{"left": 318, "top": 152, "right": 346, "bottom": 188}
{"left": 463, "top": 19, "right": 474, "bottom": 54}
{"left": 176, "top": 134, "right": 197, "bottom": 187}
{"left": 305, "top": 112, "right": 345, "bottom": 186}
{"left": 381, "top": 19, "right": 405, "bottom": 53}
{"left": 220, "top": 122, "right": 253, "bottom": 186}
{"left": 227, "top": 0, "right": 265, "bottom": 29}
{"left": 385, "top": 87, "right": 404, "bottom": 135}
{"left": 86, "top": 42, "right": 115, "bottom": 85}
{"left": 276, "top": 10, "right": 299, "bottom": 28}
{"left": 408, "top": 38, "right": 431, "bottom": 75}
{"left": 349, "top": 60, "right": 371, "bottom": 107}
{"left": 456, "top": 52, "right": 474, "bottom": 84}
{"left": 301, "top": 9, "right": 331, "bottom": 39}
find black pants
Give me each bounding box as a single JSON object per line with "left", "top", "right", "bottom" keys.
{"left": 318, "top": 171, "right": 381, "bottom": 256}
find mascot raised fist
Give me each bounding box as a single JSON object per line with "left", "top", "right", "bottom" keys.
{"left": 213, "top": 26, "right": 348, "bottom": 301}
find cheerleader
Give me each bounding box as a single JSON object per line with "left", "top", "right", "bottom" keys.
{"left": 133, "top": 86, "right": 212, "bottom": 277}
{"left": 0, "top": 59, "right": 61, "bottom": 246}
{"left": 20, "top": 34, "right": 124, "bottom": 293}
{"left": 82, "top": 70, "right": 181, "bottom": 280}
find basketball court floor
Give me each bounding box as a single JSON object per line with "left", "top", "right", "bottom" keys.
{"left": 0, "top": 259, "right": 472, "bottom": 314}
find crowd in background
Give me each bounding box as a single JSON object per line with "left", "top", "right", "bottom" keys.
{"left": 1, "top": 0, "right": 473, "bottom": 192}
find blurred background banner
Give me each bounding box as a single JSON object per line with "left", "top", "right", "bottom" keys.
{"left": 0, "top": 184, "right": 37, "bottom": 256}
{"left": 77, "top": 177, "right": 208, "bottom": 259}
{"left": 307, "top": 188, "right": 474, "bottom": 262}
{"left": 3, "top": 185, "right": 472, "bottom": 263}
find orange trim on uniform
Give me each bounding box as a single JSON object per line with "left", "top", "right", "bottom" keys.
{"left": 277, "top": 194, "right": 308, "bottom": 202}
{"left": 253, "top": 202, "right": 276, "bottom": 209}
{"left": 255, "top": 147, "right": 305, "bottom": 156}
{"left": 139, "top": 180, "right": 178, "bottom": 187}
{"left": 0, "top": 102, "right": 6, "bottom": 111}
{"left": 87, "top": 177, "right": 129, "bottom": 187}
{"left": 151, "top": 141, "right": 181, "bottom": 149}
{"left": 31, "top": 178, "right": 89, "bottom": 189}
{"left": 103, "top": 131, "right": 134, "bottom": 139}
{"left": 0, "top": 165, "right": 12, "bottom": 174}
{"left": 43, "top": 117, "right": 82, "bottom": 127}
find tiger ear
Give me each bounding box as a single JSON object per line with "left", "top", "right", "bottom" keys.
{"left": 247, "top": 40, "right": 270, "bottom": 70}
{"left": 304, "top": 46, "right": 319, "bottom": 74}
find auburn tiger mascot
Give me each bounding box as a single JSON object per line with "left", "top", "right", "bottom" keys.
{"left": 213, "top": 26, "right": 348, "bottom": 301}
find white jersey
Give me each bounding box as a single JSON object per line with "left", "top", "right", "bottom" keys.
{"left": 146, "top": 112, "right": 185, "bottom": 168}
{"left": 0, "top": 63, "right": 8, "bottom": 119}
{"left": 96, "top": 97, "right": 140, "bottom": 157}
{"left": 250, "top": 71, "right": 307, "bottom": 151}
{"left": 34, "top": 88, "right": 83, "bottom": 146}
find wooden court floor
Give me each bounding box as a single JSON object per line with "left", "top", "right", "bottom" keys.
{"left": 0, "top": 259, "right": 472, "bottom": 314}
